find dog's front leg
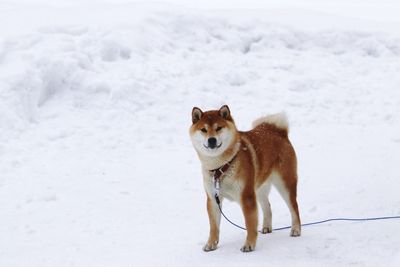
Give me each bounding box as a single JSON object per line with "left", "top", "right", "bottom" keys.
{"left": 240, "top": 191, "right": 258, "bottom": 252}
{"left": 203, "top": 194, "right": 221, "bottom": 252}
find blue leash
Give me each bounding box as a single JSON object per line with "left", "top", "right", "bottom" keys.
{"left": 215, "top": 195, "right": 400, "bottom": 233}
{"left": 273, "top": 215, "right": 400, "bottom": 231}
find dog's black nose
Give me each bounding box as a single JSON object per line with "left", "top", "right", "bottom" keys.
{"left": 208, "top": 137, "right": 217, "bottom": 148}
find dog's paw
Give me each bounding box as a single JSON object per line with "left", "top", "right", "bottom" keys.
{"left": 261, "top": 226, "right": 272, "bottom": 234}
{"left": 290, "top": 226, "right": 301, "bottom": 237}
{"left": 203, "top": 241, "right": 218, "bottom": 252}
{"left": 240, "top": 244, "right": 255, "bottom": 252}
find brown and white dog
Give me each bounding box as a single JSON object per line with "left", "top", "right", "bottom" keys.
{"left": 189, "top": 105, "right": 301, "bottom": 252}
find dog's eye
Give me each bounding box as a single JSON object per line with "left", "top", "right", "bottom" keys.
{"left": 201, "top": 128, "right": 207, "bottom": 133}
{"left": 216, "top": 127, "right": 222, "bottom": 132}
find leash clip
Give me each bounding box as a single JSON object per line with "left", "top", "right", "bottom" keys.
{"left": 213, "top": 176, "right": 220, "bottom": 197}
{"left": 213, "top": 176, "right": 221, "bottom": 205}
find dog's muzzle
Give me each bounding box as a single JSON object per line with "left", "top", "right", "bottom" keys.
{"left": 204, "top": 137, "right": 222, "bottom": 149}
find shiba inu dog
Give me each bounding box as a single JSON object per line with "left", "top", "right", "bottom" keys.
{"left": 189, "top": 105, "right": 301, "bottom": 252}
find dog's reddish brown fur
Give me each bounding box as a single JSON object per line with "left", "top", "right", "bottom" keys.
{"left": 190, "top": 105, "right": 301, "bottom": 252}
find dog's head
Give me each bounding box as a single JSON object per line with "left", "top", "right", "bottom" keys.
{"left": 189, "top": 105, "right": 237, "bottom": 157}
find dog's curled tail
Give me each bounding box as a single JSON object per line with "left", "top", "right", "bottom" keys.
{"left": 252, "top": 112, "right": 289, "bottom": 133}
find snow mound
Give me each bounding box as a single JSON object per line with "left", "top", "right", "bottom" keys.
{"left": 1, "top": 13, "right": 400, "bottom": 144}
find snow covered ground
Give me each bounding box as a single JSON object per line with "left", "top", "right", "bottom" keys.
{"left": 0, "top": 1, "right": 400, "bottom": 266}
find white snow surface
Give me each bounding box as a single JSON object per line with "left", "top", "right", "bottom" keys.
{"left": 1, "top": 1, "right": 400, "bottom": 266}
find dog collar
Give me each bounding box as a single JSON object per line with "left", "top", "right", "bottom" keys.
{"left": 210, "top": 154, "right": 238, "bottom": 198}
{"left": 211, "top": 161, "right": 233, "bottom": 181}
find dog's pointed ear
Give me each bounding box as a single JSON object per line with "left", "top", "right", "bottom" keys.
{"left": 192, "top": 107, "right": 203, "bottom": 124}
{"left": 219, "top": 105, "right": 230, "bottom": 119}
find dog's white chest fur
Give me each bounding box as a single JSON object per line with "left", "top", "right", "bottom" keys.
{"left": 203, "top": 168, "right": 243, "bottom": 202}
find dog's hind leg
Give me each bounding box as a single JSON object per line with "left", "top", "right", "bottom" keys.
{"left": 272, "top": 172, "right": 301, "bottom": 237}
{"left": 203, "top": 194, "right": 221, "bottom": 251}
{"left": 257, "top": 182, "right": 272, "bottom": 234}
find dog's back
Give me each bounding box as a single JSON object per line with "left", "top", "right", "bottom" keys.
{"left": 241, "top": 113, "right": 296, "bottom": 185}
